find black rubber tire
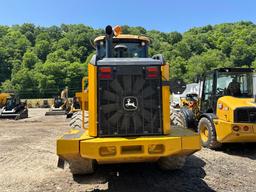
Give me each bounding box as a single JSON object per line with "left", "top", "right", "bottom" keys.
{"left": 68, "top": 155, "right": 95, "bottom": 175}
{"left": 170, "top": 108, "right": 187, "bottom": 128}
{"left": 198, "top": 117, "right": 222, "bottom": 149}
{"left": 21, "top": 108, "right": 28, "bottom": 118}
{"left": 70, "top": 111, "right": 78, "bottom": 120}
{"left": 15, "top": 108, "right": 28, "bottom": 120}
{"left": 158, "top": 155, "right": 187, "bottom": 170}
{"left": 69, "top": 111, "right": 88, "bottom": 129}
{"left": 67, "top": 111, "right": 95, "bottom": 175}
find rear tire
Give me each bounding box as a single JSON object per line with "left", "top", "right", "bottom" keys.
{"left": 198, "top": 117, "right": 221, "bottom": 149}
{"left": 67, "top": 111, "right": 94, "bottom": 175}
{"left": 158, "top": 155, "right": 187, "bottom": 170}
{"left": 68, "top": 155, "right": 95, "bottom": 175}
{"left": 70, "top": 111, "right": 78, "bottom": 120}
{"left": 21, "top": 108, "right": 28, "bottom": 118}
{"left": 170, "top": 108, "right": 187, "bottom": 128}
{"left": 15, "top": 108, "right": 28, "bottom": 120}
{"left": 69, "top": 111, "right": 88, "bottom": 129}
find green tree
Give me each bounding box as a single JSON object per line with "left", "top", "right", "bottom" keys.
{"left": 34, "top": 40, "right": 51, "bottom": 61}
{"left": 186, "top": 50, "right": 231, "bottom": 82}
{"left": 167, "top": 32, "right": 182, "bottom": 45}
{"left": 230, "top": 39, "right": 255, "bottom": 67}
{"left": 22, "top": 50, "right": 39, "bottom": 69}
{"left": 1, "top": 22, "right": 256, "bottom": 97}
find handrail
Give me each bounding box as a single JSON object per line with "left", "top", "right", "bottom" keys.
{"left": 81, "top": 76, "right": 88, "bottom": 130}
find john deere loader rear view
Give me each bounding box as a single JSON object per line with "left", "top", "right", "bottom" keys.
{"left": 57, "top": 25, "right": 201, "bottom": 175}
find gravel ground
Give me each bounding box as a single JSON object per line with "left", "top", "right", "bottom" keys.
{"left": 0, "top": 108, "right": 255, "bottom": 192}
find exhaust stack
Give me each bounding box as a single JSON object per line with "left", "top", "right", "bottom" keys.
{"left": 105, "top": 25, "right": 113, "bottom": 58}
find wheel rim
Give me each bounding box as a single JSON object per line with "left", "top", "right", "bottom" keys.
{"left": 200, "top": 125, "right": 209, "bottom": 143}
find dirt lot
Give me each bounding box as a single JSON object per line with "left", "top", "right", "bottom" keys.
{"left": 0, "top": 108, "right": 256, "bottom": 192}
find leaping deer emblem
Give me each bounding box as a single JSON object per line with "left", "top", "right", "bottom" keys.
{"left": 125, "top": 98, "right": 136, "bottom": 108}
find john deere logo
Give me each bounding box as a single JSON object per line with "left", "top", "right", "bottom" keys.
{"left": 123, "top": 96, "right": 138, "bottom": 111}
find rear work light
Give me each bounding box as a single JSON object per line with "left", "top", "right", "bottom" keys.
{"left": 232, "top": 125, "right": 240, "bottom": 132}
{"left": 146, "top": 67, "right": 159, "bottom": 79}
{"left": 243, "top": 126, "right": 249, "bottom": 131}
{"left": 99, "top": 67, "right": 113, "bottom": 79}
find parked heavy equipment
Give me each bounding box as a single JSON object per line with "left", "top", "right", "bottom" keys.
{"left": 170, "top": 81, "right": 199, "bottom": 109}
{"left": 57, "top": 25, "right": 201, "bottom": 175}
{"left": 45, "top": 87, "right": 70, "bottom": 116}
{"left": 66, "top": 83, "right": 89, "bottom": 119}
{"left": 173, "top": 68, "right": 256, "bottom": 149}
{"left": 66, "top": 96, "right": 81, "bottom": 118}
{"left": 0, "top": 92, "right": 28, "bottom": 120}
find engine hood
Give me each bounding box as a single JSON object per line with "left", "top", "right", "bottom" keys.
{"left": 218, "top": 96, "right": 256, "bottom": 110}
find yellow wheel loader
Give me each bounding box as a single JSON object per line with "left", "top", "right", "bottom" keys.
{"left": 0, "top": 92, "right": 28, "bottom": 120}
{"left": 173, "top": 68, "right": 256, "bottom": 149}
{"left": 56, "top": 25, "right": 201, "bottom": 175}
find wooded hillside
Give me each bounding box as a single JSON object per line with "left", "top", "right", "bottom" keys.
{"left": 0, "top": 21, "right": 255, "bottom": 98}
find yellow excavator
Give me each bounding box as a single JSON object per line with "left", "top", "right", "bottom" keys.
{"left": 0, "top": 92, "right": 28, "bottom": 120}
{"left": 173, "top": 68, "right": 256, "bottom": 149}
{"left": 56, "top": 25, "right": 201, "bottom": 175}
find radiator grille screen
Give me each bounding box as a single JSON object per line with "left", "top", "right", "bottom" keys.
{"left": 234, "top": 107, "right": 256, "bottom": 123}
{"left": 98, "top": 66, "right": 163, "bottom": 137}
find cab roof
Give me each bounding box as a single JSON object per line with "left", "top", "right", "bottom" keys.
{"left": 94, "top": 34, "right": 150, "bottom": 44}
{"left": 215, "top": 68, "right": 254, "bottom": 73}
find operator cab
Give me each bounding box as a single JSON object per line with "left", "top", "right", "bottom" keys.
{"left": 94, "top": 31, "right": 149, "bottom": 59}
{"left": 54, "top": 96, "right": 64, "bottom": 108}
{"left": 201, "top": 68, "right": 255, "bottom": 113}
{"left": 5, "top": 94, "right": 19, "bottom": 111}
{"left": 216, "top": 68, "right": 254, "bottom": 98}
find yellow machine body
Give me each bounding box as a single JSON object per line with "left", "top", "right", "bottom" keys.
{"left": 214, "top": 96, "right": 256, "bottom": 143}
{"left": 0, "top": 93, "right": 11, "bottom": 108}
{"left": 179, "top": 68, "right": 256, "bottom": 147}
{"left": 57, "top": 31, "right": 201, "bottom": 168}
{"left": 57, "top": 127, "right": 200, "bottom": 164}
{"left": 57, "top": 60, "right": 200, "bottom": 165}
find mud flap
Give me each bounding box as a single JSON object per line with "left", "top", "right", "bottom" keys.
{"left": 57, "top": 157, "right": 65, "bottom": 169}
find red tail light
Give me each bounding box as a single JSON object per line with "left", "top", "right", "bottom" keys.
{"left": 147, "top": 73, "right": 158, "bottom": 78}
{"left": 243, "top": 126, "right": 249, "bottom": 131}
{"left": 99, "top": 67, "right": 112, "bottom": 73}
{"left": 146, "top": 67, "right": 159, "bottom": 79}
{"left": 99, "top": 74, "right": 112, "bottom": 79}
{"left": 147, "top": 67, "right": 158, "bottom": 73}
{"left": 99, "top": 67, "right": 112, "bottom": 79}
